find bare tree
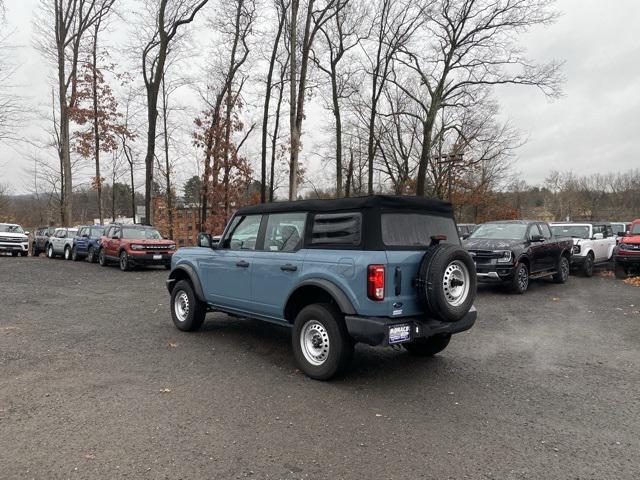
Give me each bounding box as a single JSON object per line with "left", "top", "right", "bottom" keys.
{"left": 396, "top": 0, "right": 562, "bottom": 196}
{"left": 288, "top": 0, "right": 347, "bottom": 200}
{"left": 35, "top": 0, "right": 115, "bottom": 224}
{"left": 140, "top": 0, "right": 209, "bottom": 224}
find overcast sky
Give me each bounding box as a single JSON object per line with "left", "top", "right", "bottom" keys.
{"left": 1, "top": 0, "right": 640, "bottom": 194}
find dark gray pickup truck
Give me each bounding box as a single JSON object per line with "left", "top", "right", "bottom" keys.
{"left": 463, "top": 220, "right": 573, "bottom": 294}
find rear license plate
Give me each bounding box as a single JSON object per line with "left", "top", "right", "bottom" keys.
{"left": 389, "top": 324, "right": 411, "bottom": 344}
{"left": 153, "top": 254, "right": 162, "bottom": 260}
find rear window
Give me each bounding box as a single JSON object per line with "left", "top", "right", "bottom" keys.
{"left": 381, "top": 213, "right": 459, "bottom": 247}
{"left": 311, "top": 212, "right": 361, "bottom": 246}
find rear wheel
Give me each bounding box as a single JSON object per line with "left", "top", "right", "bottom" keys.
{"left": 64, "top": 246, "right": 71, "bottom": 260}
{"left": 510, "top": 262, "right": 529, "bottom": 294}
{"left": 71, "top": 246, "right": 79, "bottom": 261}
{"left": 98, "top": 249, "right": 107, "bottom": 266}
{"left": 47, "top": 244, "right": 54, "bottom": 259}
{"left": 292, "top": 303, "right": 353, "bottom": 381}
{"left": 170, "top": 280, "right": 206, "bottom": 331}
{"left": 553, "top": 255, "right": 570, "bottom": 283}
{"left": 581, "top": 253, "right": 594, "bottom": 277}
{"left": 403, "top": 334, "right": 451, "bottom": 357}
{"left": 614, "top": 262, "right": 627, "bottom": 279}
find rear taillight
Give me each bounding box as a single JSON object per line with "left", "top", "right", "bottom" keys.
{"left": 367, "top": 265, "right": 385, "bottom": 301}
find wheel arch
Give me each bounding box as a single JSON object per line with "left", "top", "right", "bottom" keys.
{"left": 167, "top": 264, "right": 206, "bottom": 302}
{"left": 517, "top": 254, "right": 530, "bottom": 269}
{"left": 283, "top": 279, "right": 356, "bottom": 324}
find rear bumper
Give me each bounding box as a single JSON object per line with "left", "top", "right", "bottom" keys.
{"left": 127, "top": 252, "right": 174, "bottom": 265}
{"left": 344, "top": 307, "right": 477, "bottom": 346}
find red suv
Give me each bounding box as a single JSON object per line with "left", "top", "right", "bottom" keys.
{"left": 98, "top": 224, "right": 176, "bottom": 271}
{"left": 614, "top": 219, "right": 640, "bottom": 278}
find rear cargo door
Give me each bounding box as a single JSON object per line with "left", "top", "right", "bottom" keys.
{"left": 381, "top": 212, "right": 461, "bottom": 318}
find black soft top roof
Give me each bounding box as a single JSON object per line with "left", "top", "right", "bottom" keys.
{"left": 236, "top": 195, "right": 453, "bottom": 216}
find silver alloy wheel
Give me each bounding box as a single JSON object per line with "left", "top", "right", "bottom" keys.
{"left": 120, "top": 252, "right": 127, "bottom": 270}
{"left": 518, "top": 265, "right": 529, "bottom": 291}
{"left": 65, "top": 247, "right": 70, "bottom": 260}
{"left": 48, "top": 245, "right": 53, "bottom": 258}
{"left": 174, "top": 290, "right": 190, "bottom": 322}
{"left": 300, "top": 320, "right": 330, "bottom": 366}
{"left": 442, "top": 260, "right": 470, "bottom": 307}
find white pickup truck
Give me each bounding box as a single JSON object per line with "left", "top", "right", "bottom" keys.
{"left": 550, "top": 223, "right": 616, "bottom": 277}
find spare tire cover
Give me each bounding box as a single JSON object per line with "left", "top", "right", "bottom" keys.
{"left": 416, "top": 244, "right": 476, "bottom": 322}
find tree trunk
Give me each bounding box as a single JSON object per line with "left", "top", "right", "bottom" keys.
{"left": 91, "top": 23, "right": 103, "bottom": 224}
{"left": 162, "top": 77, "right": 173, "bottom": 239}
{"left": 288, "top": 0, "right": 299, "bottom": 200}
{"left": 330, "top": 63, "right": 343, "bottom": 197}
{"left": 269, "top": 79, "right": 285, "bottom": 203}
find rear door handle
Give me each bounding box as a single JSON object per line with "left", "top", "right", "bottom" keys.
{"left": 236, "top": 260, "right": 250, "bottom": 268}
{"left": 280, "top": 264, "right": 298, "bottom": 272}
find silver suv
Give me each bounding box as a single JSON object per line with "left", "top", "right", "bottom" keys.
{"left": 46, "top": 227, "right": 78, "bottom": 260}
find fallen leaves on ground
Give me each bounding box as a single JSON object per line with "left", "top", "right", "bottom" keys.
{"left": 159, "top": 388, "right": 172, "bottom": 394}
{"left": 623, "top": 276, "right": 640, "bottom": 286}
{"left": 84, "top": 453, "right": 95, "bottom": 460}
{"left": 168, "top": 341, "right": 178, "bottom": 348}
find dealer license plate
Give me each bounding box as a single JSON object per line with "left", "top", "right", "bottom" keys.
{"left": 388, "top": 324, "right": 411, "bottom": 344}
{"left": 153, "top": 254, "right": 162, "bottom": 260}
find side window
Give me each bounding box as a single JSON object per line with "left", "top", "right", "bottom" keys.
{"left": 539, "top": 223, "right": 552, "bottom": 239}
{"left": 528, "top": 224, "right": 542, "bottom": 240}
{"left": 592, "top": 225, "right": 604, "bottom": 237}
{"left": 113, "top": 228, "right": 121, "bottom": 239}
{"left": 263, "top": 213, "right": 306, "bottom": 252}
{"left": 225, "top": 215, "right": 262, "bottom": 250}
{"left": 79, "top": 228, "right": 86, "bottom": 237}
{"left": 56, "top": 230, "right": 65, "bottom": 238}
{"left": 311, "top": 212, "right": 362, "bottom": 246}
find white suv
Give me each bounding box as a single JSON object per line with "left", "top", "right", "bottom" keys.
{"left": 46, "top": 227, "right": 79, "bottom": 260}
{"left": 0, "top": 223, "right": 29, "bottom": 257}
{"left": 550, "top": 223, "right": 616, "bottom": 277}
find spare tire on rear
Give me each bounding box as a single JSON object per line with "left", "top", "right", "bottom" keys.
{"left": 416, "top": 244, "right": 476, "bottom": 322}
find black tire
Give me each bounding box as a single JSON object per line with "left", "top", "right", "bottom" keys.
{"left": 416, "top": 244, "right": 476, "bottom": 322}
{"left": 119, "top": 251, "right": 130, "bottom": 271}
{"left": 553, "top": 255, "right": 570, "bottom": 283}
{"left": 403, "top": 334, "right": 451, "bottom": 357}
{"left": 164, "top": 264, "right": 171, "bottom": 270}
{"left": 614, "top": 262, "right": 627, "bottom": 279}
{"left": 64, "top": 246, "right": 71, "bottom": 260}
{"left": 32, "top": 243, "right": 39, "bottom": 257}
{"left": 47, "top": 244, "right": 55, "bottom": 259}
{"left": 510, "top": 262, "right": 529, "bottom": 294}
{"left": 11, "top": 251, "right": 19, "bottom": 257}
{"left": 71, "top": 246, "right": 79, "bottom": 261}
{"left": 87, "top": 246, "right": 96, "bottom": 263}
{"left": 98, "top": 249, "right": 107, "bottom": 266}
{"left": 170, "top": 280, "right": 207, "bottom": 331}
{"left": 20, "top": 251, "right": 28, "bottom": 257}
{"left": 292, "top": 303, "right": 354, "bottom": 381}
{"left": 581, "top": 253, "right": 594, "bottom": 277}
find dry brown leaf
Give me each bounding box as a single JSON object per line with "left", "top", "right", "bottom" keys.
{"left": 84, "top": 453, "right": 95, "bottom": 460}
{"left": 623, "top": 276, "right": 640, "bottom": 286}
{"left": 168, "top": 342, "right": 178, "bottom": 348}
{"left": 159, "top": 388, "right": 172, "bottom": 394}
{"left": 552, "top": 297, "right": 560, "bottom": 301}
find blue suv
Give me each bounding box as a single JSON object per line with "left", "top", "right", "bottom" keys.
{"left": 71, "top": 225, "right": 105, "bottom": 263}
{"left": 167, "top": 196, "right": 477, "bottom": 380}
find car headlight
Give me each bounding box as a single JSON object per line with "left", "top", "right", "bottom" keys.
{"left": 573, "top": 244, "right": 581, "bottom": 254}
{"left": 169, "top": 244, "right": 176, "bottom": 250}
{"left": 619, "top": 243, "right": 633, "bottom": 251}
{"left": 130, "top": 244, "right": 144, "bottom": 250}
{"left": 496, "top": 250, "right": 513, "bottom": 263}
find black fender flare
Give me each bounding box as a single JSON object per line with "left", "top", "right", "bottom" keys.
{"left": 167, "top": 264, "right": 206, "bottom": 302}
{"left": 516, "top": 254, "right": 531, "bottom": 268}
{"left": 285, "top": 278, "right": 356, "bottom": 316}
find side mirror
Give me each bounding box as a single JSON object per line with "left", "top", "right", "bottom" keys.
{"left": 530, "top": 234, "right": 544, "bottom": 242}
{"left": 593, "top": 233, "right": 604, "bottom": 240}
{"left": 197, "top": 232, "right": 213, "bottom": 248}
{"left": 25, "top": 231, "right": 30, "bottom": 236}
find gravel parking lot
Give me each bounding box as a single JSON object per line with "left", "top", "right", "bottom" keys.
{"left": 1, "top": 257, "right": 639, "bottom": 479}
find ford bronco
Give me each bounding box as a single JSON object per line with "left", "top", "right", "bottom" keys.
{"left": 550, "top": 222, "right": 616, "bottom": 277}
{"left": 613, "top": 219, "right": 640, "bottom": 278}
{"left": 46, "top": 227, "right": 79, "bottom": 260}
{"left": 71, "top": 225, "right": 105, "bottom": 262}
{"left": 98, "top": 224, "right": 176, "bottom": 271}
{"left": 167, "top": 195, "right": 477, "bottom": 380}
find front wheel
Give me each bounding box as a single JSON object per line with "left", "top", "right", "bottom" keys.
{"left": 71, "top": 246, "right": 79, "bottom": 261}
{"left": 510, "top": 262, "right": 529, "bottom": 294}
{"left": 11, "top": 251, "right": 19, "bottom": 257}
{"left": 170, "top": 280, "right": 206, "bottom": 331}
{"left": 64, "top": 246, "right": 71, "bottom": 260}
{"left": 553, "top": 255, "right": 570, "bottom": 283}
{"left": 403, "top": 334, "right": 451, "bottom": 357}
{"left": 87, "top": 246, "right": 96, "bottom": 263}
{"left": 47, "top": 244, "right": 54, "bottom": 259}
{"left": 119, "top": 251, "right": 130, "bottom": 271}
{"left": 292, "top": 303, "right": 353, "bottom": 381}
{"left": 581, "top": 254, "right": 594, "bottom": 277}
{"left": 98, "top": 249, "right": 107, "bottom": 266}
{"left": 20, "top": 251, "right": 28, "bottom": 257}
{"left": 614, "top": 262, "right": 627, "bottom": 279}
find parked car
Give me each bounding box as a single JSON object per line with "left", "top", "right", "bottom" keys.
{"left": 32, "top": 226, "right": 57, "bottom": 256}
{"left": 464, "top": 220, "right": 572, "bottom": 294}
{"left": 610, "top": 221, "right": 631, "bottom": 243}
{"left": 0, "top": 223, "right": 29, "bottom": 257}
{"left": 46, "top": 227, "right": 79, "bottom": 259}
{"left": 71, "top": 225, "right": 105, "bottom": 262}
{"left": 98, "top": 224, "right": 176, "bottom": 271}
{"left": 167, "top": 195, "right": 478, "bottom": 380}
{"left": 457, "top": 223, "right": 476, "bottom": 240}
{"left": 613, "top": 219, "right": 640, "bottom": 278}
{"left": 550, "top": 222, "right": 616, "bottom": 276}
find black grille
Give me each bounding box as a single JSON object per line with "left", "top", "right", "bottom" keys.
{"left": 468, "top": 249, "right": 502, "bottom": 259}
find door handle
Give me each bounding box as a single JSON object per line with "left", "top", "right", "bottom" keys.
{"left": 236, "top": 260, "right": 250, "bottom": 268}
{"left": 280, "top": 264, "right": 298, "bottom": 272}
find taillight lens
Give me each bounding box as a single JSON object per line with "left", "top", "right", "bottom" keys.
{"left": 367, "top": 265, "right": 385, "bottom": 301}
